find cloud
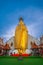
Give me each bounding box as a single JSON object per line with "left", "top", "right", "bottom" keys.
{"left": 28, "top": 20, "right": 43, "bottom": 38}
{"left": 1, "top": 7, "right": 43, "bottom": 42}
{"left": 3, "top": 21, "right": 43, "bottom": 42}
{"left": 2, "top": 26, "right": 16, "bottom": 42}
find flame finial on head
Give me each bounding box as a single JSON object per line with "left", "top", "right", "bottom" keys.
{"left": 19, "top": 17, "right": 23, "bottom": 21}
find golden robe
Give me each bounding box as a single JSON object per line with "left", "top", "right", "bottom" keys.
{"left": 15, "top": 20, "right": 28, "bottom": 54}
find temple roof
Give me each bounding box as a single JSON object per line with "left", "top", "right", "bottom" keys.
{"left": 31, "top": 42, "right": 38, "bottom": 49}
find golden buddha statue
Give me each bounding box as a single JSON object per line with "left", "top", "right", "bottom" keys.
{"left": 15, "top": 17, "right": 28, "bottom": 54}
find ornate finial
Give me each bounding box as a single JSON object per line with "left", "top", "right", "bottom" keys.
{"left": 19, "top": 17, "right": 23, "bottom": 21}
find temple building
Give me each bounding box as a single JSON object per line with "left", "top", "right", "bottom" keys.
{"left": 0, "top": 38, "right": 4, "bottom": 45}
{"left": 40, "top": 35, "right": 43, "bottom": 44}
{"left": 7, "top": 18, "right": 40, "bottom": 54}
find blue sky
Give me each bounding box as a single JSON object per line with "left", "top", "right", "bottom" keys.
{"left": 0, "top": 0, "right": 43, "bottom": 42}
